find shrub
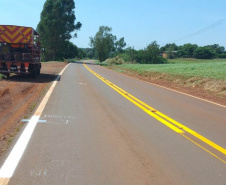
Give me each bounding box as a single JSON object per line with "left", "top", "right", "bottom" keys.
{"left": 104, "top": 56, "right": 125, "bottom": 65}
{"left": 118, "top": 53, "right": 131, "bottom": 62}
{"left": 194, "top": 47, "right": 216, "bottom": 59}
{"left": 219, "top": 53, "right": 226, "bottom": 58}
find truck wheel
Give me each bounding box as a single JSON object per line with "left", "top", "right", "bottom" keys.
{"left": 37, "top": 68, "right": 40, "bottom": 75}
{"left": 6, "top": 73, "right": 10, "bottom": 78}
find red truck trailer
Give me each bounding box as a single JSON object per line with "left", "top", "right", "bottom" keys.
{"left": 0, "top": 25, "right": 41, "bottom": 78}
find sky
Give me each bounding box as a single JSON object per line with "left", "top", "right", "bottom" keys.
{"left": 0, "top": 0, "right": 225, "bottom": 50}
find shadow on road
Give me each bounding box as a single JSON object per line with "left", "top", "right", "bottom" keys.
{"left": 3, "top": 73, "right": 60, "bottom": 83}
{"left": 70, "top": 61, "right": 97, "bottom": 65}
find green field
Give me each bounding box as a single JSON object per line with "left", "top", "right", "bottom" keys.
{"left": 115, "top": 59, "right": 226, "bottom": 80}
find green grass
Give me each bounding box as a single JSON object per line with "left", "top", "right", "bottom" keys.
{"left": 95, "top": 61, "right": 109, "bottom": 66}
{"left": 116, "top": 59, "right": 226, "bottom": 80}
{"left": 168, "top": 58, "right": 226, "bottom": 64}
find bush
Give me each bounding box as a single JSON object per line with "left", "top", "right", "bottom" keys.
{"left": 104, "top": 56, "right": 125, "bottom": 65}
{"left": 218, "top": 53, "right": 226, "bottom": 58}
{"left": 194, "top": 47, "right": 216, "bottom": 59}
{"left": 118, "top": 53, "right": 131, "bottom": 62}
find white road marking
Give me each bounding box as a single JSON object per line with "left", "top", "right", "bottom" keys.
{"left": 78, "top": 82, "right": 87, "bottom": 85}
{"left": 30, "top": 169, "right": 47, "bottom": 176}
{"left": 0, "top": 116, "right": 40, "bottom": 178}
{"left": 0, "top": 64, "right": 69, "bottom": 182}
{"left": 21, "top": 119, "right": 47, "bottom": 123}
{"left": 42, "top": 115, "right": 76, "bottom": 119}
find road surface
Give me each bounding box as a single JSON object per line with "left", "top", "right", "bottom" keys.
{"left": 0, "top": 61, "right": 226, "bottom": 185}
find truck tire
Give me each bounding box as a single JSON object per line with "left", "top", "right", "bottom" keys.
{"left": 29, "top": 64, "right": 38, "bottom": 78}
{"left": 37, "top": 67, "right": 40, "bottom": 75}
{"left": 5, "top": 73, "right": 10, "bottom": 78}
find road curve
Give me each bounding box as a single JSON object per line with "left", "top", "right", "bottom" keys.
{"left": 0, "top": 62, "right": 226, "bottom": 185}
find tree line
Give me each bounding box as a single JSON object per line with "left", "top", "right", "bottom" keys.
{"left": 160, "top": 43, "right": 226, "bottom": 59}
{"left": 87, "top": 26, "right": 226, "bottom": 64}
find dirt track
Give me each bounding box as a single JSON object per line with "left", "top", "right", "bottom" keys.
{"left": 0, "top": 62, "right": 66, "bottom": 154}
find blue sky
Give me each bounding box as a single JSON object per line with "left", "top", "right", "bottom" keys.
{"left": 0, "top": 0, "right": 225, "bottom": 49}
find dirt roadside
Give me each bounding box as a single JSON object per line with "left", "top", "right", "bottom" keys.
{"left": 0, "top": 62, "right": 66, "bottom": 155}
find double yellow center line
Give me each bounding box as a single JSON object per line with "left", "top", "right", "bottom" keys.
{"left": 84, "top": 63, "right": 226, "bottom": 164}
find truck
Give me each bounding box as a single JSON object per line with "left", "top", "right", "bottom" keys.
{"left": 0, "top": 25, "right": 41, "bottom": 78}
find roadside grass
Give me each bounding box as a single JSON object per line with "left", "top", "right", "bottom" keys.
{"left": 94, "top": 60, "right": 101, "bottom": 65}
{"left": 117, "top": 60, "right": 226, "bottom": 80}
{"left": 108, "top": 58, "right": 226, "bottom": 95}
{"left": 95, "top": 60, "right": 108, "bottom": 66}
{"left": 168, "top": 58, "right": 226, "bottom": 64}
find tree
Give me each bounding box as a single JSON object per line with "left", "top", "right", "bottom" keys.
{"left": 81, "top": 48, "right": 95, "bottom": 59}
{"left": 115, "top": 37, "right": 126, "bottom": 54}
{"left": 205, "top": 44, "right": 225, "bottom": 55}
{"left": 145, "top": 41, "right": 166, "bottom": 63}
{"left": 160, "top": 43, "right": 178, "bottom": 52}
{"left": 181, "top": 43, "right": 198, "bottom": 58}
{"left": 194, "top": 47, "right": 215, "bottom": 59}
{"left": 37, "top": 0, "right": 82, "bottom": 61}
{"left": 90, "top": 26, "right": 116, "bottom": 62}
{"left": 60, "top": 41, "right": 78, "bottom": 59}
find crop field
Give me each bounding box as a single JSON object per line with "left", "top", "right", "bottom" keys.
{"left": 117, "top": 59, "right": 226, "bottom": 80}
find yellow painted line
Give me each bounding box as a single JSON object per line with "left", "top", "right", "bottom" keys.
{"left": 100, "top": 65, "right": 226, "bottom": 108}
{"left": 180, "top": 133, "right": 226, "bottom": 164}
{"left": 85, "top": 64, "right": 183, "bottom": 133}
{"left": 84, "top": 63, "right": 226, "bottom": 162}
{"left": 156, "top": 112, "right": 226, "bottom": 155}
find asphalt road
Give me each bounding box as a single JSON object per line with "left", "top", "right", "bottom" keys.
{"left": 1, "top": 62, "right": 226, "bottom": 185}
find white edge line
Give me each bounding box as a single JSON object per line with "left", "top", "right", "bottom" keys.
{"left": 0, "top": 63, "right": 70, "bottom": 179}
{"left": 96, "top": 65, "right": 226, "bottom": 108}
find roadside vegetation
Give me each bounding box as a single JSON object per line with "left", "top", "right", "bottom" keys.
{"left": 108, "top": 58, "right": 226, "bottom": 96}
{"left": 85, "top": 26, "right": 226, "bottom": 98}
{"left": 116, "top": 59, "right": 226, "bottom": 80}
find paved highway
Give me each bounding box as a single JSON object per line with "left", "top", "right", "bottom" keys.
{"left": 0, "top": 62, "right": 226, "bottom": 185}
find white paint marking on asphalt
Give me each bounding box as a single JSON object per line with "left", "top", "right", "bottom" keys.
{"left": 30, "top": 169, "right": 47, "bottom": 176}
{"left": 78, "top": 82, "right": 87, "bottom": 85}
{"left": 0, "top": 64, "right": 70, "bottom": 180}
{"left": 21, "top": 119, "right": 47, "bottom": 123}
{"left": 0, "top": 115, "right": 40, "bottom": 178}
{"left": 42, "top": 115, "right": 76, "bottom": 119}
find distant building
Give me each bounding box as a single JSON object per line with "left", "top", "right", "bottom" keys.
{"left": 162, "top": 51, "right": 178, "bottom": 59}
